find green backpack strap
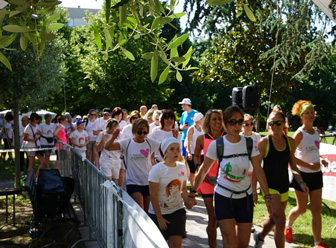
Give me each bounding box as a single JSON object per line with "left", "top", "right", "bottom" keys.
{"left": 216, "top": 136, "right": 224, "bottom": 164}
{"left": 245, "top": 136, "right": 253, "bottom": 160}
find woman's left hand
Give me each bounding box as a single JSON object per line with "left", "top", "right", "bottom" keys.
{"left": 321, "top": 159, "right": 328, "bottom": 168}
{"left": 300, "top": 182, "right": 309, "bottom": 195}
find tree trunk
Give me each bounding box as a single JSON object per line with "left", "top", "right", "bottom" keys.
{"left": 255, "top": 105, "right": 260, "bottom": 132}
{"left": 13, "top": 102, "right": 21, "bottom": 189}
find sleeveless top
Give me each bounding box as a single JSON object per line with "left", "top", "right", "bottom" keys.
{"left": 263, "top": 135, "right": 290, "bottom": 193}
{"left": 56, "top": 124, "right": 67, "bottom": 150}
{"left": 190, "top": 125, "right": 204, "bottom": 154}
{"left": 198, "top": 132, "right": 224, "bottom": 194}
{"left": 296, "top": 127, "right": 321, "bottom": 173}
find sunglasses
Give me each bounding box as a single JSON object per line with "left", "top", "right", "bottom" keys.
{"left": 137, "top": 131, "right": 148, "bottom": 135}
{"left": 244, "top": 122, "right": 254, "bottom": 127}
{"left": 228, "top": 119, "right": 244, "bottom": 126}
{"left": 103, "top": 113, "right": 110, "bottom": 116}
{"left": 90, "top": 113, "right": 97, "bottom": 116}
{"left": 268, "top": 120, "right": 283, "bottom": 126}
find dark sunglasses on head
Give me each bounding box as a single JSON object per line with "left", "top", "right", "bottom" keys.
{"left": 103, "top": 113, "right": 110, "bottom": 116}
{"left": 244, "top": 122, "right": 254, "bottom": 127}
{"left": 228, "top": 119, "right": 244, "bottom": 126}
{"left": 268, "top": 120, "right": 283, "bottom": 126}
{"left": 137, "top": 131, "right": 148, "bottom": 135}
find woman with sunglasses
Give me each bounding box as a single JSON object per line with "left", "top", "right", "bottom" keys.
{"left": 105, "top": 119, "right": 160, "bottom": 212}
{"left": 285, "top": 101, "right": 328, "bottom": 248}
{"left": 191, "top": 105, "right": 273, "bottom": 248}
{"left": 85, "top": 109, "right": 98, "bottom": 165}
{"left": 192, "top": 109, "right": 225, "bottom": 248}
{"left": 240, "top": 114, "right": 261, "bottom": 204}
{"left": 120, "top": 110, "right": 140, "bottom": 140}
{"left": 150, "top": 109, "right": 180, "bottom": 162}
{"left": 254, "top": 109, "right": 308, "bottom": 248}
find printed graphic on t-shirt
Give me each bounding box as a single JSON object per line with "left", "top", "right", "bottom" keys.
{"left": 222, "top": 162, "right": 247, "bottom": 183}
{"left": 163, "top": 178, "right": 182, "bottom": 209}
{"left": 78, "top": 137, "right": 85, "bottom": 145}
{"left": 305, "top": 143, "right": 319, "bottom": 153}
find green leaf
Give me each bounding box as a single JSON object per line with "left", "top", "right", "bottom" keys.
{"left": 20, "top": 34, "right": 28, "bottom": 51}
{"left": 40, "top": 32, "right": 56, "bottom": 41}
{"left": 168, "top": 12, "right": 186, "bottom": 18}
{"left": 167, "top": 33, "right": 189, "bottom": 50}
{"left": 159, "top": 51, "right": 170, "bottom": 65}
{"left": 170, "top": 0, "right": 176, "bottom": 10}
{"left": 36, "top": 1, "right": 61, "bottom": 7}
{"left": 9, "top": 10, "right": 22, "bottom": 17}
{"left": 243, "top": 4, "right": 256, "bottom": 22}
{"left": 176, "top": 70, "right": 182, "bottom": 82}
{"left": 121, "top": 47, "right": 135, "bottom": 61}
{"left": 48, "top": 13, "right": 60, "bottom": 22}
{"left": 151, "top": 48, "right": 158, "bottom": 82}
{"left": 106, "top": 0, "right": 111, "bottom": 22}
{"left": 134, "top": 34, "right": 140, "bottom": 39}
{"left": 48, "top": 23, "right": 64, "bottom": 31}
{"left": 8, "top": 0, "right": 28, "bottom": 5}
{"left": 3, "top": 24, "right": 31, "bottom": 33}
{"left": 103, "top": 51, "right": 109, "bottom": 61}
{"left": 119, "top": 5, "right": 127, "bottom": 25}
{"left": 170, "top": 47, "right": 178, "bottom": 59}
{"left": 93, "top": 25, "right": 102, "bottom": 50}
{"left": 0, "top": 33, "right": 17, "bottom": 49}
{"left": 207, "top": 0, "right": 234, "bottom": 5}
{"left": 159, "top": 66, "right": 170, "bottom": 84}
{"left": 171, "top": 56, "right": 186, "bottom": 62}
{"left": 142, "top": 52, "right": 153, "bottom": 60}
{"left": 0, "top": 52, "right": 12, "bottom": 71}
{"left": 182, "top": 46, "right": 193, "bottom": 67}
{"left": 104, "top": 28, "right": 113, "bottom": 49}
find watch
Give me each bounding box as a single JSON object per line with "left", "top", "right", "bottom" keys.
{"left": 189, "top": 186, "right": 197, "bottom": 193}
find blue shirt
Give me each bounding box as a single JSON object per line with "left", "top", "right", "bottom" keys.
{"left": 179, "top": 109, "right": 198, "bottom": 140}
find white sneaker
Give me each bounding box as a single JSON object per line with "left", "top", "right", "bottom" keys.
{"left": 254, "top": 231, "right": 264, "bottom": 248}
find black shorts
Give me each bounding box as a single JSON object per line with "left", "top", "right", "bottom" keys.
{"left": 187, "top": 154, "right": 204, "bottom": 174}
{"left": 3, "top": 138, "right": 11, "bottom": 149}
{"left": 126, "top": 184, "right": 150, "bottom": 196}
{"left": 201, "top": 193, "right": 214, "bottom": 199}
{"left": 214, "top": 193, "right": 253, "bottom": 223}
{"left": 290, "top": 171, "right": 323, "bottom": 192}
{"left": 149, "top": 208, "right": 186, "bottom": 240}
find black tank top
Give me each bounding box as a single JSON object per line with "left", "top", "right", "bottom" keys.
{"left": 263, "top": 135, "right": 290, "bottom": 194}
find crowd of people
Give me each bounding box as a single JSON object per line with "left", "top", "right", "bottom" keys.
{"left": 0, "top": 99, "right": 329, "bottom": 248}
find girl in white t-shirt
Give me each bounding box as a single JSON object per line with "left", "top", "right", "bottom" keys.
{"left": 71, "top": 120, "right": 89, "bottom": 158}
{"left": 85, "top": 109, "right": 98, "bottom": 165}
{"left": 105, "top": 118, "right": 160, "bottom": 213}
{"left": 96, "top": 119, "right": 121, "bottom": 183}
{"left": 148, "top": 137, "right": 195, "bottom": 247}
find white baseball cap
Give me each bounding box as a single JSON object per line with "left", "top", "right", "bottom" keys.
{"left": 192, "top": 113, "right": 204, "bottom": 122}
{"left": 179, "top": 98, "right": 191, "bottom": 105}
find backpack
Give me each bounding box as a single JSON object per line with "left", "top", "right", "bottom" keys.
{"left": 206, "top": 136, "right": 253, "bottom": 186}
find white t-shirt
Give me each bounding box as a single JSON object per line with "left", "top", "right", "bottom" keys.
{"left": 94, "top": 117, "right": 108, "bottom": 134}
{"left": 85, "top": 119, "right": 98, "bottom": 141}
{"left": 4, "top": 121, "right": 13, "bottom": 139}
{"left": 19, "top": 124, "right": 27, "bottom": 146}
{"left": 148, "top": 162, "right": 188, "bottom": 215}
{"left": 239, "top": 131, "right": 262, "bottom": 172}
{"left": 189, "top": 125, "right": 204, "bottom": 154}
{"left": 120, "top": 124, "right": 133, "bottom": 140}
{"left": 96, "top": 131, "right": 121, "bottom": 161}
{"left": 70, "top": 130, "right": 88, "bottom": 151}
{"left": 23, "top": 124, "right": 40, "bottom": 148}
{"left": 119, "top": 138, "right": 160, "bottom": 186}
{"left": 296, "top": 127, "right": 321, "bottom": 173}
{"left": 150, "top": 128, "right": 181, "bottom": 162}
{"left": 206, "top": 135, "right": 259, "bottom": 199}
{"left": 40, "top": 123, "right": 55, "bottom": 146}
{"left": 119, "top": 120, "right": 127, "bottom": 131}
{"left": 149, "top": 122, "right": 160, "bottom": 136}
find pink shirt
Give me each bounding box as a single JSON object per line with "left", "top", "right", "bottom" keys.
{"left": 56, "top": 124, "right": 67, "bottom": 150}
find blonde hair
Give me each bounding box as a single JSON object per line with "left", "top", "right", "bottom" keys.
{"left": 244, "top": 113, "right": 253, "bottom": 122}
{"left": 203, "top": 109, "right": 224, "bottom": 135}
{"left": 105, "top": 118, "right": 119, "bottom": 131}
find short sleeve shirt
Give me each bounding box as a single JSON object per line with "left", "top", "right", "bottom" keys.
{"left": 40, "top": 123, "right": 55, "bottom": 146}
{"left": 71, "top": 130, "right": 88, "bottom": 151}
{"left": 119, "top": 138, "right": 160, "bottom": 186}
{"left": 96, "top": 131, "right": 121, "bottom": 161}
{"left": 206, "top": 135, "right": 260, "bottom": 199}
{"left": 179, "top": 110, "right": 198, "bottom": 140}
{"left": 148, "top": 162, "right": 188, "bottom": 215}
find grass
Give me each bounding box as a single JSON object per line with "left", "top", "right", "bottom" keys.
{"left": 253, "top": 191, "right": 336, "bottom": 247}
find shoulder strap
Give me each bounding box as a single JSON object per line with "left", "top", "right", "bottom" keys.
{"left": 245, "top": 137, "right": 253, "bottom": 160}
{"left": 216, "top": 137, "right": 224, "bottom": 164}
{"left": 145, "top": 138, "right": 152, "bottom": 151}
{"left": 124, "top": 139, "right": 132, "bottom": 170}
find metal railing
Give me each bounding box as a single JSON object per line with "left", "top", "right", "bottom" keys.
{"left": 56, "top": 142, "right": 168, "bottom": 248}
{"left": 57, "top": 143, "right": 123, "bottom": 248}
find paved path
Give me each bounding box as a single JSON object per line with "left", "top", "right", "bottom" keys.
{"left": 183, "top": 197, "right": 301, "bottom": 248}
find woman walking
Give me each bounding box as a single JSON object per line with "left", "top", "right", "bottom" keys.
{"left": 254, "top": 109, "right": 308, "bottom": 248}
{"left": 191, "top": 106, "right": 272, "bottom": 248}
{"left": 285, "top": 100, "right": 328, "bottom": 248}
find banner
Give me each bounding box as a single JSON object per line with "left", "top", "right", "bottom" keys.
{"left": 320, "top": 143, "right": 336, "bottom": 202}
